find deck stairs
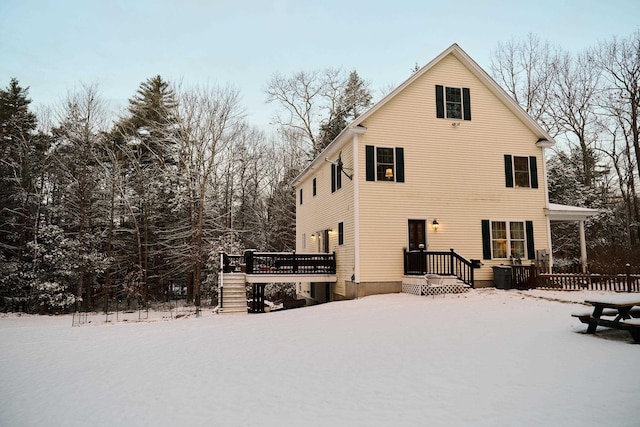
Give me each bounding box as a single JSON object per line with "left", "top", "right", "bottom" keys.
{"left": 219, "top": 273, "right": 248, "bottom": 315}
{"left": 402, "top": 274, "right": 471, "bottom": 296}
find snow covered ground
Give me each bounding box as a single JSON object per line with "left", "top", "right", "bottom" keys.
{"left": 1, "top": 289, "right": 638, "bottom": 427}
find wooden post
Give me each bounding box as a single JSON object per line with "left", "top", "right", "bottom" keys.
{"left": 529, "top": 264, "right": 537, "bottom": 289}
{"left": 626, "top": 263, "right": 631, "bottom": 293}
{"left": 450, "top": 248, "right": 455, "bottom": 276}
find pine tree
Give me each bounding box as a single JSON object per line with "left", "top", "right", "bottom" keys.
{"left": 318, "top": 71, "right": 372, "bottom": 150}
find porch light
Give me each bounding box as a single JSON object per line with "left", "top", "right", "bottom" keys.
{"left": 385, "top": 168, "right": 393, "bottom": 179}
{"left": 432, "top": 219, "right": 439, "bottom": 231}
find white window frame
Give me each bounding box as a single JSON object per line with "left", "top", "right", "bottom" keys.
{"left": 376, "top": 146, "right": 395, "bottom": 181}
{"left": 445, "top": 86, "right": 463, "bottom": 119}
{"left": 490, "top": 220, "right": 527, "bottom": 260}
{"left": 513, "top": 156, "right": 531, "bottom": 188}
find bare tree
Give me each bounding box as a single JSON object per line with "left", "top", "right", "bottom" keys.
{"left": 490, "top": 33, "right": 557, "bottom": 133}
{"left": 265, "top": 68, "right": 347, "bottom": 157}
{"left": 594, "top": 31, "right": 640, "bottom": 243}
{"left": 550, "top": 49, "right": 603, "bottom": 187}
{"left": 171, "top": 84, "right": 243, "bottom": 311}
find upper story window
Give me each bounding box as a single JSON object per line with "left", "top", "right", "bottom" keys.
{"left": 435, "top": 85, "right": 471, "bottom": 120}
{"left": 504, "top": 155, "right": 538, "bottom": 188}
{"left": 331, "top": 164, "right": 342, "bottom": 192}
{"left": 446, "top": 87, "right": 462, "bottom": 119}
{"left": 299, "top": 188, "right": 303, "bottom": 205}
{"left": 376, "top": 147, "right": 395, "bottom": 181}
{"left": 313, "top": 178, "right": 317, "bottom": 196}
{"left": 365, "top": 145, "right": 404, "bottom": 183}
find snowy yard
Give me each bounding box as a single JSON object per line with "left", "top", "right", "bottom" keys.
{"left": 1, "top": 289, "right": 638, "bottom": 427}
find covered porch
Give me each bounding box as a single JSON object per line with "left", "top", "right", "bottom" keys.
{"left": 545, "top": 203, "right": 599, "bottom": 273}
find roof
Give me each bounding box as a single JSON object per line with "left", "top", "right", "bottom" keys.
{"left": 293, "top": 43, "right": 556, "bottom": 186}
{"left": 545, "top": 203, "right": 599, "bottom": 221}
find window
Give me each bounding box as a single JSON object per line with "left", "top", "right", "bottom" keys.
{"left": 331, "top": 163, "right": 342, "bottom": 192}
{"left": 376, "top": 147, "right": 395, "bottom": 181}
{"left": 313, "top": 178, "right": 316, "bottom": 196}
{"left": 365, "top": 145, "right": 404, "bottom": 182}
{"left": 504, "top": 155, "right": 538, "bottom": 188}
{"left": 446, "top": 87, "right": 462, "bottom": 119}
{"left": 338, "top": 222, "right": 344, "bottom": 245}
{"left": 482, "top": 220, "right": 534, "bottom": 260}
{"left": 436, "top": 85, "right": 471, "bottom": 120}
{"left": 299, "top": 188, "right": 303, "bottom": 205}
{"left": 514, "top": 156, "right": 531, "bottom": 187}
{"left": 302, "top": 233, "right": 306, "bottom": 249}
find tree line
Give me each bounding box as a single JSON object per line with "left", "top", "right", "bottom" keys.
{"left": 2, "top": 30, "right": 639, "bottom": 313}
{"left": 0, "top": 69, "right": 371, "bottom": 313}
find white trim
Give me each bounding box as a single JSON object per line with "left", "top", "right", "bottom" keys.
{"left": 545, "top": 203, "right": 599, "bottom": 221}
{"left": 542, "top": 147, "right": 553, "bottom": 272}
{"left": 353, "top": 133, "right": 361, "bottom": 284}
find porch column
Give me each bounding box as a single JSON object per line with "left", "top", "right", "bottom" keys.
{"left": 579, "top": 220, "right": 587, "bottom": 273}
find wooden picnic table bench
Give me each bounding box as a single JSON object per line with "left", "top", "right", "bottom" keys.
{"left": 573, "top": 294, "right": 640, "bottom": 343}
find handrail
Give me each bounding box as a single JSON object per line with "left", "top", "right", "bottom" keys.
{"left": 404, "top": 248, "right": 479, "bottom": 288}
{"left": 245, "top": 250, "right": 336, "bottom": 275}
{"left": 219, "top": 250, "right": 336, "bottom": 275}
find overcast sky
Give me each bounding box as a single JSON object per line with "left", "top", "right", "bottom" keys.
{"left": 1, "top": 0, "right": 639, "bottom": 130}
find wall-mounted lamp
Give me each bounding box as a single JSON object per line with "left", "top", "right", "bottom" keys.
{"left": 385, "top": 168, "right": 394, "bottom": 179}
{"left": 311, "top": 233, "right": 316, "bottom": 239}
{"left": 432, "top": 219, "right": 439, "bottom": 231}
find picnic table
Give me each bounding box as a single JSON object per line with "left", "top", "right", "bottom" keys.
{"left": 573, "top": 294, "right": 640, "bottom": 343}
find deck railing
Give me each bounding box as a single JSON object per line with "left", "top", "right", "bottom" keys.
{"left": 221, "top": 251, "right": 336, "bottom": 275}
{"left": 511, "top": 264, "right": 640, "bottom": 292}
{"left": 404, "top": 248, "right": 480, "bottom": 287}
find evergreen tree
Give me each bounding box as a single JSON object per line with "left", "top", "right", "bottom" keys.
{"left": 318, "top": 71, "right": 371, "bottom": 150}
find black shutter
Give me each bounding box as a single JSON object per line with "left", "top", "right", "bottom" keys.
{"left": 435, "top": 85, "right": 444, "bottom": 118}
{"left": 299, "top": 188, "right": 303, "bottom": 205}
{"left": 395, "top": 147, "right": 405, "bottom": 183}
{"left": 504, "top": 155, "right": 513, "bottom": 188}
{"left": 338, "top": 222, "right": 344, "bottom": 245}
{"left": 366, "top": 145, "right": 375, "bottom": 181}
{"left": 529, "top": 156, "right": 538, "bottom": 189}
{"left": 526, "top": 221, "right": 535, "bottom": 260}
{"left": 482, "top": 220, "right": 492, "bottom": 260}
{"left": 331, "top": 164, "right": 336, "bottom": 193}
{"left": 463, "top": 87, "right": 471, "bottom": 120}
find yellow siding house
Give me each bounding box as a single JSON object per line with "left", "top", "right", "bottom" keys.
{"left": 293, "top": 43, "right": 560, "bottom": 301}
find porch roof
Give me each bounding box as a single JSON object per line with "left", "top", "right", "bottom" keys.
{"left": 545, "top": 203, "right": 599, "bottom": 222}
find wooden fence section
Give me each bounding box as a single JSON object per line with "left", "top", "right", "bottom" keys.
{"left": 511, "top": 265, "right": 640, "bottom": 292}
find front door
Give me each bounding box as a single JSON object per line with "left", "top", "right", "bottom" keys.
{"left": 408, "top": 219, "right": 426, "bottom": 251}
{"left": 317, "top": 229, "right": 330, "bottom": 253}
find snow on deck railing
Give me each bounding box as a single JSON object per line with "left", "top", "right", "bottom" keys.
{"left": 220, "top": 250, "right": 336, "bottom": 275}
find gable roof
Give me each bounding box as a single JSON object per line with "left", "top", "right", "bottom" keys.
{"left": 293, "top": 43, "right": 556, "bottom": 186}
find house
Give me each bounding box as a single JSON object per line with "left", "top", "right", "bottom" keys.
{"left": 292, "top": 43, "right": 595, "bottom": 303}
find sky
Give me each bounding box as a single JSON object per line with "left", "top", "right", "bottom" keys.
{"left": 1, "top": 0, "right": 639, "bottom": 130}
